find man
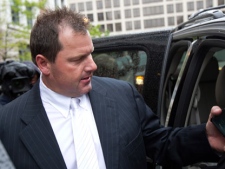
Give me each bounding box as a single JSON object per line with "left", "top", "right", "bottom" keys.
{"left": 0, "top": 60, "right": 40, "bottom": 106}
{"left": 0, "top": 7, "right": 224, "bottom": 169}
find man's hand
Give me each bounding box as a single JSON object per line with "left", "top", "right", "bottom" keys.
{"left": 206, "top": 106, "right": 225, "bottom": 152}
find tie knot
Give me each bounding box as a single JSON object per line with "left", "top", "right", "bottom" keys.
{"left": 71, "top": 98, "right": 80, "bottom": 110}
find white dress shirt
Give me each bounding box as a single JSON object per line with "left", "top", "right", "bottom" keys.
{"left": 39, "top": 75, "right": 106, "bottom": 169}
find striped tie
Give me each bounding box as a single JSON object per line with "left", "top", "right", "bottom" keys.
{"left": 70, "top": 98, "right": 99, "bottom": 169}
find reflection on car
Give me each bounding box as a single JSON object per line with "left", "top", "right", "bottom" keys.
{"left": 93, "top": 53, "right": 119, "bottom": 78}
{"left": 115, "top": 58, "right": 126, "bottom": 76}
{"left": 135, "top": 51, "right": 147, "bottom": 85}
{"left": 116, "top": 54, "right": 133, "bottom": 76}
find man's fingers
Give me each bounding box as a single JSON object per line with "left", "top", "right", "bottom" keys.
{"left": 211, "top": 106, "right": 222, "bottom": 116}
{"left": 207, "top": 106, "right": 222, "bottom": 122}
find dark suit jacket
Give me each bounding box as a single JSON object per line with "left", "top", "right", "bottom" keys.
{"left": 216, "top": 153, "right": 225, "bottom": 169}
{"left": 0, "top": 76, "right": 218, "bottom": 169}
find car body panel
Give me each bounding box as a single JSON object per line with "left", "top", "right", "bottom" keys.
{"left": 93, "top": 30, "right": 172, "bottom": 113}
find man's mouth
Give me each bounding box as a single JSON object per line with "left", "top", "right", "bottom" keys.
{"left": 81, "top": 76, "right": 90, "bottom": 80}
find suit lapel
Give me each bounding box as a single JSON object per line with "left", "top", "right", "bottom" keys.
{"left": 19, "top": 78, "right": 120, "bottom": 169}
{"left": 89, "top": 78, "right": 119, "bottom": 169}
{"left": 19, "top": 83, "right": 67, "bottom": 169}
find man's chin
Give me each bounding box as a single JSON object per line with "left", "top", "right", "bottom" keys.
{"left": 81, "top": 85, "right": 92, "bottom": 95}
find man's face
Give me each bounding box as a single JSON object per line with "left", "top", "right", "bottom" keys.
{"left": 43, "top": 27, "right": 97, "bottom": 97}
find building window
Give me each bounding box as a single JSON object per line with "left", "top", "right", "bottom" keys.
{"left": 70, "top": 3, "right": 76, "bottom": 11}
{"left": 105, "top": 0, "right": 112, "bottom": 8}
{"left": 168, "top": 17, "right": 174, "bottom": 26}
{"left": 97, "top": 0, "right": 103, "bottom": 9}
{"left": 196, "top": 1, "right": 204, "bottom": 10}
{"left": 218, "top": 0, "right": 225, "bottom": 5}
{"left": 126, "top": 21, "right": 132, "bottom": 30}
{"left": 134, "top": 20, "right": 141, "bottom": 29}
{"left": 133, "top": 8, "right": 140, "bottom": 17}
{"left": 206, "top": 0, "right": 213, "bottom": 8}
{"left": 187, "top": 2, "right": 194, "bottom": 11}
{"left": 177, "top": 16, "right": 183, "bottom": 25}
{"left": 133, "top": 0, "right": 139, "bottom": 5}
{"left": 26, "top": 7, "right": 33, "bottom": 28}
{"left": 113, "top": 0, "right": 120, "bottom": 7}
{"left": 124, "top": 0, "right": 131, "bottom": 6}
{"left": 114, "top": 10, "right": 121, "bottom": 19}
{"left": 27, "top": 19, "right": 32, "bottom": 28}
{"left": 87, "top": 14, "right": 94, "bottom": 22}
{"left": 98, "top": 13, "right": 104, "bottom": 21}
{"left": 86, "top": 1, "right": 93, "bottom": 10}
{"left": 167, "top": 4, "right": 174, "bottom": 13}
{"left": 144, "top": 18, "right": 164, "bottom": 28}
{"left": 176, "top": 3, "right": 183, "bottom": 12}
{"left": 11, "top": 7, "right": 19, "bottom": 24}
{"left": 143, "top": 6, "right": 164, "bottom": 16}
{"left": 106, "top": 11, "right": 113, "bottom": 20}
{"left": 143, "top": 0, "right": 162, "bottom": 4}
{"left": 115, "top": 23, "right": 122, "bottom": 31}
{"left": 78, "top": 3, "right": 84, "bottom": 11}
{"left": 107, "top": 24, "right": 113, "bottom": 31}
{"left": 125, "top": 9, "right": 132, "bottom": 18}
{"left": 100, "top": 25, "right": 105, "bottom": 32}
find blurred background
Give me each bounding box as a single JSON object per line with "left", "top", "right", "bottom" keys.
{"left": 0, "top": 0, "right": 224, "bottom": 62}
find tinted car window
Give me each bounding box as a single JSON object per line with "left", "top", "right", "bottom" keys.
{"left": 93, "top": 50, "right": 147, "bottom": 94}
{"left": 214, "top": 49, "right": 225, "bottom": 70}
{"left": 159, "top": 40, "right": 191, "bottom": 126}
{"left": 172, "top": 41, "right": 225, "bottom": 128}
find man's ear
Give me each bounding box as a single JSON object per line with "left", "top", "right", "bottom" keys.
{"left": 36, "top": 54, "right": 50, "bottom": 75}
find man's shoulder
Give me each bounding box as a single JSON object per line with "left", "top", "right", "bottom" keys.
{"left": 92, "top": 76, "right": 136, "bottom": 95}
{"left": 92, "top": 76, "right": 129, "bottom": 85}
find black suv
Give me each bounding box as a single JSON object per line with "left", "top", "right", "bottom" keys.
{"left": 92, "top": 5, "right": 225, "bottom": 169}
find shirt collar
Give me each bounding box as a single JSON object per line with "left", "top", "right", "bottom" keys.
{"left": 39, "top": 77, "right": 70, "bottom": 118}
{"left": 76, "top": 94, "right": 89, "bottom": 111}
{"left": 39, "top": 74, "right": 89, "bottom": 118}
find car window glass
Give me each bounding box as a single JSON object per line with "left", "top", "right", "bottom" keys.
{"left": 160, "top": 41, "right": 191, "bottom": 125}
{"left": 214, "top": 49, "right": 225, "bottom": 69}
{"left": 160, "top": 51, "right": 185, "bottom": 122}
{"left": 92, "top": 50, "right": 147, "bottom": 94}
{"left": 184, "top": 46, "right": 225, "bottom": 127}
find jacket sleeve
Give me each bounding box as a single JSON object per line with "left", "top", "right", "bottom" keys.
{"left": 130, "top": 83, "right": 219, "bottom": 167}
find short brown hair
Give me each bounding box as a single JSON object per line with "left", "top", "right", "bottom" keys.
{"left": 30, "top": 7, "right": 90, "bottom": 64}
